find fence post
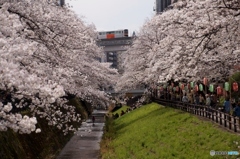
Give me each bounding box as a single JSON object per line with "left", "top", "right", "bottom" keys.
{"left": 216, "top": 111, "right": 218, "bottom": 123}
{"left": 229, "top": 115, "right": 232, "bottom": 130}
{"left": 203, "top": 106, "right": 205, "bottom": 117}
{"left": 212, "top": 108, "right": 214, "bottom": 121}
{"left": 220, "top": 112, "right": 222, "bottom": 125}
{"left": 197, "top": 105, "right": 200, "bottom": 116}
{"left": 200, "top": 106, "right": 202, "bottom": 116}
{"left": 234, "top": 117, "right": 237, "bottom": 132}
{"left": 239, "top": 118, "right": 240, "bottom": 132}
{"left": 208, "top": 106, "right": 211, "bottom": 119}
{"left": 224, "top": 114, "right": 227, "bottom": 127}
{"left": 193, "top": 105, "right": 195, "bottom": 114}
{"left": 199, "top": 105, "right": 201, "bottom": 115}
{"left": 204, "top": 107, "right": 206, "bottom": 117}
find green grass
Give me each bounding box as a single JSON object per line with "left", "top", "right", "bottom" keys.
{"left": 101, "top": 103, "right": 240, "bottom": 159}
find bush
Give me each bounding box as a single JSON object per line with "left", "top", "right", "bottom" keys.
{"left": 0, "top": 97, "right": 90, "bottom": 159}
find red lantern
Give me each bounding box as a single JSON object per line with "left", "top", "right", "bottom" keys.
{"left": 181, "top": 84, "right": 185, "bottom": 90}
{"left": 203, "top": 77, "right": 208, "bottom": 85}
{"left": 195, "top": 85, "right": 199, "bottom": 91}
{"left": 233, "top": 82, "right": 238, "bottom": 92}
{"left": 217, "top": 86, "right": 222, "bottom": 95}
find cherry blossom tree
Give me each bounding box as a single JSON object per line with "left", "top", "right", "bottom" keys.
{"left": 117, "top": 0, "right": 240, "bottom": 91}
{"left": 0, "top": 0, "right": 118, "bottom": 134}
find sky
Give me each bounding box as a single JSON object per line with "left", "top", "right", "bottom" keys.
{"left": 65, "top": 0, "right": 156, "bottom": 35}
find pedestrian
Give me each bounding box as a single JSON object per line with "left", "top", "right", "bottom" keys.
{"left": 206, "top": 94, "right": 211, "bottom": 106}
{"left": 223, "top": 97, "right": 231, "bottom": 114}
{"left": 187, "top": 92, "right": 193, "bottom": 104}
{"left": 210, "top": 93, "right": 217, "bottom": 109}
{"left": 195, "top": 94, "right": 200, "bottom": 105}
{"left": 182, "top": 94, "right": 188, "bottom": 103}
{"left": 92, "top": 116, "right": 95, "bottom": 124}
{"left": 205, "top": 94, "right": 212, "bottom": 116}
{"left": 234, "top": 102, "right": 240, "bottom": 117}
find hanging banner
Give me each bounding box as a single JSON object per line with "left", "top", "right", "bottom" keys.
{"left": 233, "top": 82, "right": 238, "bottom": 92}
{"left": 203, "top": 77, "right": 208, "bottom": 85}
{"left": 195, "top": 85, "right": 199, "bottom": 91}
{"left": 181, "top": 84, "right": 185, "bottom": 90}
{"left": 190, "top": 82, "right": 194, "bottom": 88}
{"left": 199, "top": 84, "right": 203, "bottom": 91}
{"left": 224, "top": 82, "right": 230, "bottom": 91}
{"left": 209, "top": 84, "right": 214, "bottom": 93}
{"left": 217, "top": 86, "right": 222, "bottom": 95}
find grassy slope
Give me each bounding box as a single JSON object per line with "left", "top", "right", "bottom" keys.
{"left": 101, "top": 103, "right": 240, "bottom": 159}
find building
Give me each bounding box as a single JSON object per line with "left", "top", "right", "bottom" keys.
{"left": 154, "top": 0, "right": 176, "bottom": 14}
{"left": 96, "top": 29, "right": 133, "bottom": 70}
{"left": 97, "top": 37, "right": 132, "bottom": 70}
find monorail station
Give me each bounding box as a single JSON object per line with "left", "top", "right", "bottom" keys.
{"left": 96, "top": 29, "right": 133, "bottom": 70}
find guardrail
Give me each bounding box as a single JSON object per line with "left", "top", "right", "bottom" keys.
{"left": 152, "top": 97, "right": 240, "bottom": 133}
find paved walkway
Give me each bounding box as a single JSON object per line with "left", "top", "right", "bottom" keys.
{"left": 57, "top": 110, "right": 107, "bottom": 159}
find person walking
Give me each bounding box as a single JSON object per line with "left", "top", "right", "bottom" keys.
{"left": 206, "top": 94, "right": 211, "bottom": 106}
{"left": 182, "top": 94, "right": 188, "bottom": 103}
{"left": 92, "top": 116, "right": 95, "bottom": 124}
{"left": 206, "top": 94, "right": 212, "bottom": 116}
{"left": 194, "top": 94, "right": 200, "bottom": 105}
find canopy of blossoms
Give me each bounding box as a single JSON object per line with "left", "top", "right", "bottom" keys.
{"left": 117, "top": 0, "right": 240, "bottom": 91}
{"left": 0, "top": 0, "right": 118, "bottom": 134}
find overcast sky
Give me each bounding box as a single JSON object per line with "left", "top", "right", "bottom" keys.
{"left": 65, "top": 0, "right": 155, "bottom": 35}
